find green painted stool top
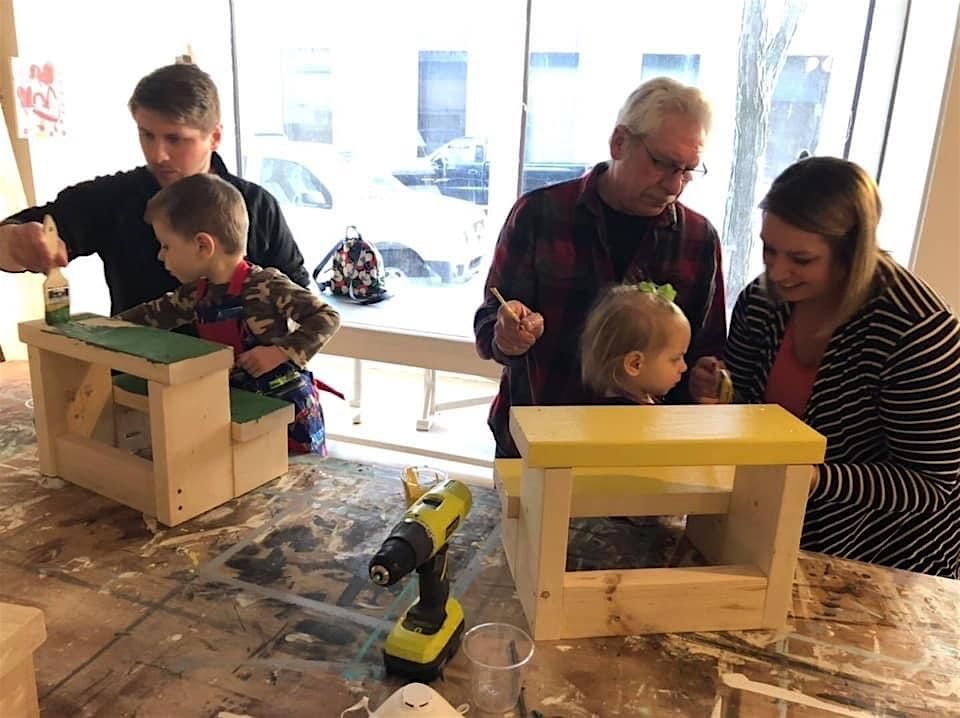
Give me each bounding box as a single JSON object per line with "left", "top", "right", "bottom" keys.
{"left": 113, "top": 373, "right": 291, "bottom": 424}
{"left": 228, "top": 388, "right": 292, "bottom": 424}
{"left": 51, "top": 314, "right": 225, "bottom": 364}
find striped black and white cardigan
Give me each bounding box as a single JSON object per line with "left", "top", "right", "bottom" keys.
{"left": 725, "top": 256, "right": 960, "bottom": 579}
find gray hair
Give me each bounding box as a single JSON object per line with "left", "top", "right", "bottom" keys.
{"left": 616, "top": 76, "right": 712, "bottom": 137}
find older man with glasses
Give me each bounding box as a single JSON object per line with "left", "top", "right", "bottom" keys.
{"left": 474, "top": 76, "right": 725, "bottom": 458}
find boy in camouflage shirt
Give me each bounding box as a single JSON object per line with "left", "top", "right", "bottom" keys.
{"left": 119, "top": 173, "right": 341, "bottom": 454}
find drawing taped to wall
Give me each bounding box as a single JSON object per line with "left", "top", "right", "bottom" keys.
{"left": 11, "top": 57, "right": 65, "bottom": 139}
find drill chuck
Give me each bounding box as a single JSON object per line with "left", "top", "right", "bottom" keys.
{"left": 370, "top": 565, "right": 392, "bottom": 586}
{"left": 368, "top": 524, "right": 432, "bottom": 586}
{"left": 368, "top": 478, "right": 473, "bottom": 586}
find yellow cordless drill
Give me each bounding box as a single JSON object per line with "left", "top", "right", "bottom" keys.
{"left": 368, "top": 478, "right": 472, "bottom": 681}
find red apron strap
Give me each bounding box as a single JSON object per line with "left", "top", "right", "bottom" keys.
{"left": 314, "top": 378, "right": 345, "bottom": 400}
{"left": 194, "top": 261, "right": 254, "bottom": 357}
{"left": 194, "top": 260, "right": 252, "bottom": 302}
{"left": 193, "top": 277, "right": 208, "bottom": 302}
{"left": 228, "top": 260, "right": 253, "bottom": 296}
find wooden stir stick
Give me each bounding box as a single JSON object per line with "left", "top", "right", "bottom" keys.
{"left": 490, "top": 287, "right": 520, "bottom": 322}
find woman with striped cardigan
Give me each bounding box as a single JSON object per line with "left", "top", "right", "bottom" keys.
{"left": 691, "top": 157, "right": 960, "bottom": 578}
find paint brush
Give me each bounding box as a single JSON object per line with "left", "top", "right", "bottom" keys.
{"left": 41, "top": 215, "right": 70, "bottom": 325}
{"left": 491, "top": 287, "right": 520, "bottom": 323}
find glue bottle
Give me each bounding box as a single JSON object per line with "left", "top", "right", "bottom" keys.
{"left": 41, "top": 215, "right": 70, "bottom": 325}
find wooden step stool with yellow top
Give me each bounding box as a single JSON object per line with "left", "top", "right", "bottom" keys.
{"left": 496, "top": 404, "right": 826, "bottom": 640}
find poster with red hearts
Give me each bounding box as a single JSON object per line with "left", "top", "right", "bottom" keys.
{"left": 11, "top": 57, "right": 65, "bottom": 139}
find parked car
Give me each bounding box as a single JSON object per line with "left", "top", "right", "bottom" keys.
{"left": 393, "top": 136, "right": 591, "bottom": 205}
{"left": 243, "top": 138, "right": 487, "bottom": 283}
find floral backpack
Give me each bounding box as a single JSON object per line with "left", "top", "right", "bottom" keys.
{"left": 312, "top": 225, "right": 390, "bottom": 304}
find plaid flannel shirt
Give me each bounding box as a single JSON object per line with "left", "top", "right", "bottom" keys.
{"left": 474, "top": 163, "right": 726, "bottom": 457}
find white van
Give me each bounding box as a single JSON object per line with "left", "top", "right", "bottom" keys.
{"left": 243, "top": 137, "right": 487, "bottom": 283}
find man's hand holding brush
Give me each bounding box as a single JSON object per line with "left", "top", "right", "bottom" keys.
{"left": 490, "top": 287, "right": 544, "bottom": 356}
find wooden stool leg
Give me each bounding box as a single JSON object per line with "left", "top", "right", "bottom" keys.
{"left": 686, "top": 464, "right": 810, "bottom": 628}
{"left": 26, "top": 346, "right": 113, "bottom": 476}
{"left": 0, "top": 604, "right": 45, "bottom": 718}
{"left": 148, "top": 369, "right": 233, "bottom": 526}
{"left": 515, "top": 466, "right": 572, "bottom": 640}
{"left": 0, "top": 655, "right": 40, "bottom": 717}
{"left": 232, "top": 428, "right": 288, "bottom": 495}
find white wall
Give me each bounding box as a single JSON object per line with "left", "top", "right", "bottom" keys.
{"left": 912, "top": 22, "right": 960, "bottom": 310}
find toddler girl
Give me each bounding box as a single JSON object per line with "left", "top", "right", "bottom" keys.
{"left": 580, "top": 282, "right": 690, "bottom": 404}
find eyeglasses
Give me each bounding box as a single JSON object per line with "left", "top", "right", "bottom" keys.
{"left": 625, "top": 128, "right": 708, "bottom": 182}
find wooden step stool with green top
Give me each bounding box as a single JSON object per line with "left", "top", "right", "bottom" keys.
{"left": 499, "top": 404, "right": 826, "bottom": 640}
{"left": 19, "top": 315, "right": 293, "bottom": 527}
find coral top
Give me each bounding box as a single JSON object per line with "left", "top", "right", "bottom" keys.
{"left": 764, "top": 321, "right": 819, "bottom": 419}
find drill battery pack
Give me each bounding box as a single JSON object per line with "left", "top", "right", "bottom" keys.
{"left": 383, "top": 597, "right": 465, "bottom": 682}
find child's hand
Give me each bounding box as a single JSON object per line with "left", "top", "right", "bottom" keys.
{"left": 236, "top": 345, "right": 288, "bottom": 377}
{"left": 494, "top": 300, "right": 544, "bottom": 356}
{"left": 690, "top": 356, "right": 727, "bottom": 404}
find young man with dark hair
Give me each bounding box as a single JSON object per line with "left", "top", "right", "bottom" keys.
{"left": 0, "top": 63, "right": 309, "bottom": 314}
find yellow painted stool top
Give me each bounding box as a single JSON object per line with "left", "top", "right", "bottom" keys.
{"left": 510, "top": 405, "right": 826, "bottom": 468}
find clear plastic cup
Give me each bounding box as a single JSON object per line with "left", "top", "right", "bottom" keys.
{"left": 462, "top": 622, "right": 534, "bottom": 713}
{"left": 400, "top": 465, "right": 447, "bottom": 506}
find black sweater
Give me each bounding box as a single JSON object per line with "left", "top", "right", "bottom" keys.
{"left": 3, "top": 153, "right": 309, "bottom": 314}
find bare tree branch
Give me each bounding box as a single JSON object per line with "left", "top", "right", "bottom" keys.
{"left": 721, "top": 0, "right": 807, "bottom": 307}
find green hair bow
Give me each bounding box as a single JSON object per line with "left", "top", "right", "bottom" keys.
{"left": 636, "top": 281, "right": 677, "bottom": 303}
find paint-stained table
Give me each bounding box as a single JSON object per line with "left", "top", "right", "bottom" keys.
{"left": 0, "top": 360, "right": 957, "bottom": 717}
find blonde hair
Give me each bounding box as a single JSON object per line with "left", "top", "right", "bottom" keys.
{"left": 616, "top": 76, "right": 712, "bottom": 137}
{"left": 581, "top": 284, "right": 687, "bottom": 396}
{"left": 759, "top": 156, "right": 881, "bottom": 325}
{"left": 145, "top": 174, "right": 248, "bottom": 255}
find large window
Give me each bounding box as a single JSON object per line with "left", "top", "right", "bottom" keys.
{"left": 520, "top": 0, "right": 906, "bottom": 307}
{"left": 230, "top": 0, "right": 954, "bottom": 342}
{"left": 234, "top": 1, "right": 527, "bottom": 344}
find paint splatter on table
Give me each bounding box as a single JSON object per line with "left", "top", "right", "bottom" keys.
{"left": 0, "top": 360, "right": 957, "bottom": 717}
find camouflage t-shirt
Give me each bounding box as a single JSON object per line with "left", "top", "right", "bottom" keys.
{"left": 118, "top": 264, "right": 340, "bottom": 367}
